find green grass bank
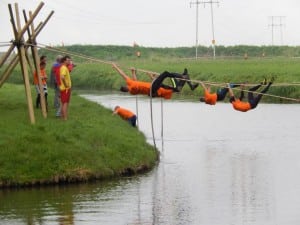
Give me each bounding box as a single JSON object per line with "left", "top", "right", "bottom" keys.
{"left": 0, "top": 83, "right": 158, "bottom": 188}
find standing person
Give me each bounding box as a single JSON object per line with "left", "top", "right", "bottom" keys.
{"left": 113, "top": 106, "right": 137, "bottom": 127}
{"left": 40, "top": 55, "right": 47, "bottom": 64}
{"left": 228, "top": 78, "right": 274, "bottom": 112}
{"left": 112, "top": 63, "right": 198, "bottom": 99}
{"left": 199, "top": 82, "right": 241, "bottom": 105}
{"left": 67, "top": 60, "right": 76, "bottom": 72}
{"left": 59, "top": 55, "right": 72, "bottom": 120}
{"left": 33, "top": 61, "right": 48, "bottom": 109}
{"left": 50, "top": 55, "right": 62, "bottom": 116}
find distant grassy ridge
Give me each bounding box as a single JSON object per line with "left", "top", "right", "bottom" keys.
{"left": 0, "top": 84, "right": 158, "bottom": 188}
{"left": 36, "top": 44, "right": 300, "bottom": 61}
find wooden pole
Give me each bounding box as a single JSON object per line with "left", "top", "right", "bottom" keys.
{"left": 0, "top": 2, "right": 44, "bottom": 68}
{"left": 0, "top": 45, "right": 15, "bottom": 68}
{"left": 0, "top": 57, "right": 19, "bottom": 87}
{"left": 23, "top": 10, "right": 35, "bottom": 74}
{"left": 0, "top": 9, "right": 54, "bottom": 88}
{"left": 29, "top": 11, "right": 47, "bottom": 118}
{"left": 13, "top": 3, "right": 35, "bottom": 124}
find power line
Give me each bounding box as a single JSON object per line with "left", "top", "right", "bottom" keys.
{"left": 190, "top": 0, "right": 219, "bottom": 60}
{"left": 268, "top": 16, "right": 286, "bottom": 46}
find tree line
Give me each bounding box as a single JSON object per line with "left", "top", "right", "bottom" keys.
{"left": 37, "top": 44, "right": 300, "bottom": 61}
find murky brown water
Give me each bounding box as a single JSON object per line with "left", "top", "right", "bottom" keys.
{"left": 1, "top": 94, "right": 300, "bottom": 225}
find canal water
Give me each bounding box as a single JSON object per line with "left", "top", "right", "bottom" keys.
{"left": 1, "top": 94, "right": 300, "bottom": 225}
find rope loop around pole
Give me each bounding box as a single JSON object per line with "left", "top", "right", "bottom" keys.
{"left": 11, "top": 39, "right": 24, "bottom": 49}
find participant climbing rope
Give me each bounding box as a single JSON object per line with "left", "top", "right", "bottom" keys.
{"left": 112, "top": 63, "right": 198, "bottom": 99}
{"left": 199, "top": 82, "right": 241, "bottom": 105}
{"left": 228, "top": 78, "right": 274, "bottom": 112}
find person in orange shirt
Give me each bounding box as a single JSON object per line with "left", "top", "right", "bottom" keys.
{"left": 33, "top": 61, "right": 48, "bottom": 109}
{"left": 199, "top": 82, "right": 241, "bottom": 105}
{"left": 228, "top": 78, "right": 274, "bottom": 112}
{"left": 112, "top": 63, "right": 198, "bottom": 100}
{"left": 113, "top": 106, "right": 137, "bottom": 127}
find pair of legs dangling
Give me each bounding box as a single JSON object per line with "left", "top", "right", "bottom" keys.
{"left": 216, "top": 83, "right": 241, "bottom": 101}
{"left": 151, "top": 69, "right": 198, "bottom": 96}
{"left": 238, "top": 82, "right": 273, "bottom": 109}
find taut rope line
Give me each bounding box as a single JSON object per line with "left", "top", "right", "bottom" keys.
{"left": 168, "top": 76, "right": 300, "bottom": 102}
{"left": 149, "top": 80, "right": 157, "bottom": 149}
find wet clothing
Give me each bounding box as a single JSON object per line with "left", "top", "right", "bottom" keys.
{"left": 230, "top": 83, "right": 272, "bottom": 112}
{"left": 115, "top": 107, "right": 137, "bottom": 127}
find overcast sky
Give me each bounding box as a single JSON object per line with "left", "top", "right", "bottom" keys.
{"left": 1, "top": 0, "right": 300, "bottom": 50}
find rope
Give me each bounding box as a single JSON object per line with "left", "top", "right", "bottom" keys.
{"left": 160, "top": 98, "right": 164, "bottom": 152}
{"left": 135, "top": 95, "right": 139, "bottom": 127}
{"left": 149, "top": 79, "right": 157, "bottom": 149}
{"left": 202, "top": 80, "right": 300, "bottom": 102}
{"left": 0, "top": 44, "right": 11, "bottom": 47}
{"left": 164, "top": 76, "right": 300, "bottom": 102}
{"left": 32, "top": 43, "right": 114, "bottom": 65}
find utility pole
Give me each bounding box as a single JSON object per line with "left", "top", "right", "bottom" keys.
{"left": 268, "top": 16, "right": 285, "bottom": 45}
{"left": 190, "top": 0, "right": 219, "bottom": 60}
{"left": 190, "top": 0, "right": 200, "bottom": 59}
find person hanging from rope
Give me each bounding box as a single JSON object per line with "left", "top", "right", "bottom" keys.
{"left": 227, "top": 77, "right": 274, "bottom": 112}
{"left": 112, "top": 63, "right": 198, "bottom": 99}
{"left": 113, "top": 106, "right": 137, "bottom": 127}
{"left": 146, "top": 68, "right": 199, "bottom": 95}
{"left": 199, "top": 82, "right": 241, "bottom": 105}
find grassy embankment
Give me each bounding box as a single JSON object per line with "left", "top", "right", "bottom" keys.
{"left": 0, "top": 83, "right": 158, "bottom": 188}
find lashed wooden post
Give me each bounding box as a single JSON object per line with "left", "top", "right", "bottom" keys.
{"left": 0, "top": 2, "right": 44, "bottom": 67}
{"left": 0, "top": 9, "right": 53, "bottom": 87}
{"left": 28, "top": 10, "right": 47, "bottom": 118}
{"left": 10, "top": 3, "right": 35, "bottom": 124}
{"left": 0, "top": 2, "right": 54, "bottom": 123}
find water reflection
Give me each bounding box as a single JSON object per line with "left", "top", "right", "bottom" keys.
{"left": 1, "top": 94, "right": 300, "bottom": 225}
{"left": 230, "top": 152, "right": 274, "bottom": 225}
